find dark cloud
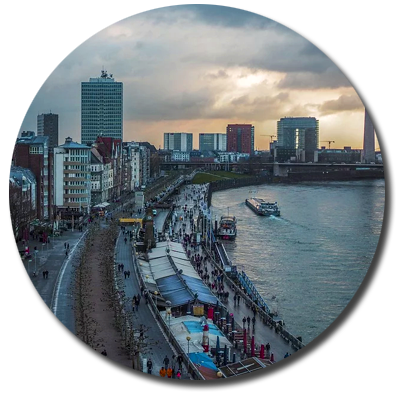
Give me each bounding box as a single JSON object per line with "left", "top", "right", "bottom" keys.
{"left": 318, "top": 94, "right": 364, "bottom": 115}
{"left": 19, "top": 4, "right": 361, "bottom": 143}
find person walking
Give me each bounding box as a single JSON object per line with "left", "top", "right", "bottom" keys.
{"left": 132, "top": 296, "right": 136, "bottom": 312}
{"left": 167, "top": 367, "right": 173, "bottom": 379}
{"left": 124, "top": 271, "right": 127, "bottom": 279}
{"left": 163, "top": 355, "right": 170, "bottom": 369}
{"left": 242, "top": 317, "right": 246, "bottom": 330}
{"left": 147, "top": 358, "right": 153, "bottom": 374}
{"left": 177, "top": 354, "right": 183, "bottom": 371}
{"left": 252, "top": 316, "right": 256, "bottom": 331}
{"left": 159, "top": 367, "right": 167, "bottom": 378}
{"left": 135, "top": 296, "right": 140, "bottom": 311}
{"left": 247, "top": 316, "right": 251, "bottom": 330}
{"left": 176, "top": 369, "right": 182, "bottom": 379}
{"left": 127, "top": 270, "right": 130, "bottom": 278}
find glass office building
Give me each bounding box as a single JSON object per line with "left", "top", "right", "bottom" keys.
{"left": 199, "top": 133, "right": 226, "bottom": 152}
{"left": 81, "top": 70, "right": 123, "bottom": 145}
{"left": 277, "top": 117, "right": 319, "bottom": 150}
{"left": 163, "top": 133, "right": 193, "bottom": 152}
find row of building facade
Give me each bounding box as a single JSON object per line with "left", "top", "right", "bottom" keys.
{"left": 10, "top": 131, "right": 151, "bottom": 239}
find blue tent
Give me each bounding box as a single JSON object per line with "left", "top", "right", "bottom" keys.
{"left": 188, "top": 352, "right": 218, "bottom": 371}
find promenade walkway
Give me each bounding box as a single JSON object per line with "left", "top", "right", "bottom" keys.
{"left": 171, "top": 184, "right": 295, "bottom": 362}
{"left": 115, "top": 222, "right": 190, "bottom": 378}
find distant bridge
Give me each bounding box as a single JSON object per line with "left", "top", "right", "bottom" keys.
{"left": 160, "top": 161, "right": 384, "bottom": 177}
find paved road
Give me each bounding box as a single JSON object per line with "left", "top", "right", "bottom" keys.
{"left": 16, "top": 230, "right": 83, "bottom": 365}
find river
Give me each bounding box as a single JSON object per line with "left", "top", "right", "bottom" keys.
{"left": 210, "top": 179, "right": 385, "bottom": 345}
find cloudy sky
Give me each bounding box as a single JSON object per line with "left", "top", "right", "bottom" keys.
{"left": 20, "top": 4, "right": 372, "bottom": 150}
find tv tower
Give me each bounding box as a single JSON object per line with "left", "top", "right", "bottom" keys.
{"left": 358, "top": 28, "right": 375, "bottom": 163}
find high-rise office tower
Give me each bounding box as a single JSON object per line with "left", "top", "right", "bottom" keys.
{"left": 277, "top": 117, "right": 319, "bottom": 157}
{"left": 37, "top": 112, "right": 59, "bottom": 148}
{"left": 199, "top": 133, "right": 227, "bottom": 152}
{"left": 163, "top": 132, "right": 193, "bottom": 152}
{"left": 81, "top": 70, "right": 123, "bottom": 145}
{"left": 363, "top": 109, "right": 375, "bottom": 163}
{"left": 226, "top": 124, "right": 254, "bottom": 154}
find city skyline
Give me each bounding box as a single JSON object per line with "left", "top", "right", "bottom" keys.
{"left": 19, "top": 5, "right": 377, "bottom": 150}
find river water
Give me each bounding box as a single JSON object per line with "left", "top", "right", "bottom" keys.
{"left": 210, "top": 179, "right": 385, "bottom": 345}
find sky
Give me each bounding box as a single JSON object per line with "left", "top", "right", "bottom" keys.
{"left": 18, "top": 4, "right": 375, "bottom": 151}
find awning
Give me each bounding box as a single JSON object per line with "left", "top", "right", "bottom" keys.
{"left": 183, "top": 275, "right": 218, "bottom": 305}
{"left": 156, "top": 275, "right": 193, "bottom": 306}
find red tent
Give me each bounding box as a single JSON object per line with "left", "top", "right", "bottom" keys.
{"left": 251, "top": 336, "right": 255, "bottom": 357}
{"left": 260, "top": 344, "right": 265, "bottom": 359}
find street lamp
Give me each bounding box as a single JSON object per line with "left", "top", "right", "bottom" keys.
{"left": 186, "top": 336, "right": 191, "bottom": 355}
{"left": 34, "top": 249, "right": 38, "bottom": 275}
{"left": 154, "top": 290, "right": 158, "bottom": 309}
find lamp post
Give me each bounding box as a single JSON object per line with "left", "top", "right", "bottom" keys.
{"left": 34, "top": 249, "right": 38, "bottom": 275}
{"left": 186, "top": 336, "right": 191, "bottom": 356}
{"left": 154, "top": 290, "right": 158, "bottom": 309}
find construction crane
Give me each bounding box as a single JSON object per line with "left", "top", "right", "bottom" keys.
{"left": 321, "top": 140, "right": 335, "bottom": 149}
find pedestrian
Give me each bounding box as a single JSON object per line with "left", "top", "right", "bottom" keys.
{"left": 270, "top": 353, "right": 275, "bottom": 362}
{"left": 284, "top": 352, "right": 290, "bottom": 359}
{"left": 132, "top": 296, "right": 136, "bottom": 312}
{"left": 127, "top": 270, "right": 130, "bottom": 278}
{"left": 237, "top": 294, "right": 240, "bottom": 304}
{"left": 45, "top": 270, "right": 49, "bottom": 279}
{"left": 135, "top": 297, "right": 140, "bottom": 311}
{"left": 247, "top": 316, "right": 251, "bottom": 330}
{"left": 176, "top": 369, "right": 182, "bottom": 379}
{"left": 147, "top": 358, "right": 153, "bottom": 374}
{"left": 42, "top": 270, "right": 46, "bottom": 279}
{"left": 176, "top": 354, "right": 183, "bottom": 370}
{"left": 124, "top": 271, "right": 127, "bottom": 279}
{"left": 101, "top": 349, "right": 107, "bottom": 356}
{"left": 252, "top": 316, "right": 256, "bottom": 330}
{"left": 67, "top": 243, "right": 69, "bottom": 250}
{"left": 242, "top": 317, "right": 246, "bottom": 330}
{"left": 167, "top": 367, "right": 173, "bottom": 379}
{"left": 64, "top": 242, "right": 66, "bottom": 249}
{"left": 65, "top": 250, "right": 68, "bottom": 257}
{"left": 163, "top": 355, "right": 170, "bottom": 369}
{"left": 233, "top": 294, "right": 237, "bottom": 306}
{"left": 159, "top": 367, "right": 167, "bottom": 378}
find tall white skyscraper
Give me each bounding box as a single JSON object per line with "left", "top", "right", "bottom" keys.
{"left": 81, "top": 70, "right": 123, "bottom": 145}
{"left": 163, "top": 132, "right": 193, "bottom": 152}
